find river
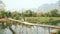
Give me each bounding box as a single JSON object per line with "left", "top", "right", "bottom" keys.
{"left": 0, "top": 25, "right": 54, "bottom": 34}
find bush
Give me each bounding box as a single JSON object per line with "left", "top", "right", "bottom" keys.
{"left": 57, "top": 30, "right": 60, "bottom": 34}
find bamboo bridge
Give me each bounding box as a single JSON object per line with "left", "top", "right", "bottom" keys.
{"left": 0, "top": 18, "right": 60, "bottom": 34}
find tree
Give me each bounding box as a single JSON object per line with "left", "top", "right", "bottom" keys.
{"left": 6, "top": 11, "right": 11, "bottom": 17}
{"left": 0, "top": 0, "right": 5, "bottom": 10}
{"left": 44, "top": 12, "right": 52, "bottom": 17}
{"left": 11, "top": 11, "right": 18, "bottom": 18}
{"left": 0, "top": 0, "right": 5, "bottom": 18}
{"left": 22, "top": 10, "right": 33, "bottom": 17}
{"left": 22, "top": 10, "right": 37, "bottom": 17}
{"left": 50, "top": 9, "right": 59, "bottom": 17}
{"left": 0, "top": 10, "right": 7, "bottom": 18}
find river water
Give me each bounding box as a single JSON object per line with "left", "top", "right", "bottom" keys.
{"left": 0, "top": 25, "right": 54, "bottom": 34}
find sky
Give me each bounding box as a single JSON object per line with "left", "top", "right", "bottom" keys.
{"left": 2, "top": 0, "right": 59, "bottom": 11}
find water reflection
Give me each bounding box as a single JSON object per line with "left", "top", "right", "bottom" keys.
{"left": 0, "top": 25, "right": 55, "bottom": 34}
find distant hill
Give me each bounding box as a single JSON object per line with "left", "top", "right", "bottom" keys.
{"left": 37, "top": 1, "right": 60, "bottom": 12}
{"left": 30, "top": 1, "right": 60, "bottom": 12}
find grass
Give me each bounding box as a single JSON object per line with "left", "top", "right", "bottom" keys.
{"left": 24, "top": 17, "right": 60, "bottom": 25}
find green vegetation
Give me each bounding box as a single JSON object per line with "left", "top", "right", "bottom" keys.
{"left": 57, "top": 30, "right": 60, "bottom": 34}
{"left": 0, "top": 9, "right": 60, "bottom": 25}
{"left": 25, "top": 17, "right": 60, "bottom": 25}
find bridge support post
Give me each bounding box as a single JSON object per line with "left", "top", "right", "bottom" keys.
{"left": 19, "top": 25, "right": 21, "bottom": 34}
{"left": 48, "top": 27, "right": 50, "bottom": 34}
{"left": 21, "top": 24, "right": 23, "bottom": 34}
{"left": 26, "top": 25, "right": 27, "bottom": 34}
{"left": 37, "top": 26, "right": 38, "bottom": 34}
{"left": 44, "top": 27, "right": 46, "bottom": 34}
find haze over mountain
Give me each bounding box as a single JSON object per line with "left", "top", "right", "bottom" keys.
{"left": 37, "top": 0, "right": 60, "bottom": 12}
{"left": 30, "top": 0, "right": 60, "bottom": 12}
